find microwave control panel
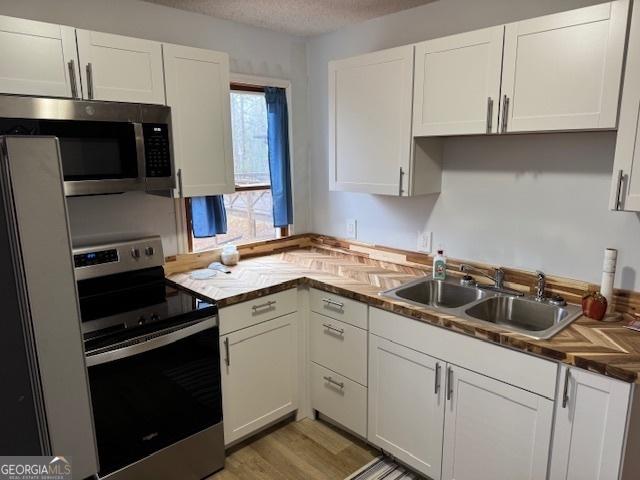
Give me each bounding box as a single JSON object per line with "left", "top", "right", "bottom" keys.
{"left": 143, "top": 124, "right": 172, "bottom": 178}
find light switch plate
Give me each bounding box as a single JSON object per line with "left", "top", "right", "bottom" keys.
{"left": 417, "top": 231, "right": 432, "bottom": 253}
{"left": 346, "top": 218, "right": 357, "bottom": 239}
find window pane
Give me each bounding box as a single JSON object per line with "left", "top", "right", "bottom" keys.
{"left": 230, "top": 91, "right": 270, "bottom": 186}
{"left": 191, "top": 189, "right": 278, "bottom": 252}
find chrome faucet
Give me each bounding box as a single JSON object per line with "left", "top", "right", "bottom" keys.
{"left": 460, "top": 264, "right": 504, "bottom": 288}
{"left": 534, "top": 271, "right": 567, "bottom": 306}
{"left": 459, "top": 264, "right": 524, "bottom": 296}
{"left": 535, "top": 271, "right": 546, "bottom": 301}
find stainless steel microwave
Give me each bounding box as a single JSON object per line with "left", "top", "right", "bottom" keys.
{"left": 0, "top": 95, "right": 174, "bottom": 196}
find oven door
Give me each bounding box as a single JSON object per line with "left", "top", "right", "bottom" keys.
{"left": 37, "top": 119, "right": 145, "bottom": 196}
{"left": 85, "top": 317, "right": 222, "bottom": 477}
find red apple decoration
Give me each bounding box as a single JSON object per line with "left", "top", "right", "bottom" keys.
{"left": 582, "top": 292, "right": 608, "bottom": 321}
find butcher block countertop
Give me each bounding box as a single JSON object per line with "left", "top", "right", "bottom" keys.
{"left": 169, "top": 246, "right": 640, "bottom": 384}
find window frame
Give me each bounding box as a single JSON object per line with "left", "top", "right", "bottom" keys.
{"left": 183, "top": 76, "right": 293, "bottom": 253}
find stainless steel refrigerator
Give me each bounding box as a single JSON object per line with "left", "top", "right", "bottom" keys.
{"left": 0, "top": 136, "right": 98, "bottom": 479}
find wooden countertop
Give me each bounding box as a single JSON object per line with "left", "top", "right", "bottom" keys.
{"left": 169, "top": 247, "right": 640, "bottom": 384}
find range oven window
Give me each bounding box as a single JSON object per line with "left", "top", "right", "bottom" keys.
{"left": 87, "top": 325, "right": 222, "bottom": 476}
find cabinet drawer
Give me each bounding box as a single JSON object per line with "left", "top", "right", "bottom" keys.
{"left": 220, "top": 289, "right": 297, "bottom": 335}
{"left": 310, "top": 312, "right": 367, "bottom": 385}
{"left": 310, "top": 288, "right": 368, "bottom": 329}
{"left": 311, "top": 362, "right": 367, "bottom": 438}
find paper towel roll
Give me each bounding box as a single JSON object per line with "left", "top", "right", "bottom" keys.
{"left": 601, "top": 248, "right": 617, "bottom": 314}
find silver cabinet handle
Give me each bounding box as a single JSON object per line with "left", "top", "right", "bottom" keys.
{"left": 252, "top": 300, "right": 276, "bottom": 311}
{"left": 67, "top": 59, "right": 79, "bottom": 99}
{"left": 177, "top": 168, "right": 184, "bottom": 198}
{"left": 486, "top": 97, "right": 494, "bottom": 133}
{"left": 224, "top": 337, "right": 230, "bottom": 367}
{"left": 446, "top": 366, "right": 453, "bottom": 401}
{"left": 434, "top": 362, "right": 441, "bottom": 395}
{"left": 322, "top": 323, "right": 345, "bottom": 335}
{"left": 322, "top": 297, "right": 344, "bottom": 309}
{"left": 398, "top": 167, "right": 405, "bottom": 196}
{"left": 86, "top": 63, "right": 94, "bottom": 99}
{"left": 323, "top": 376, "right": 344, "bottom": 389}
{"left": 614, "top": 169, "right": 624, "bottom": 211}
{"left": 562, "top": 367, "right": 570, "bottom": 408}
{"left": 501, "top": 94, "right": 509, "bottom": 133}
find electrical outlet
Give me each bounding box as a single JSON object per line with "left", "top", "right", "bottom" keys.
{"left": 346, "top": 218, "right": 357, "bottom": 239}
{"left": 417, "top": 231, "right": 432, "bottom": 253}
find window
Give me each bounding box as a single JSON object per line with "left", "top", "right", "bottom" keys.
{"left": 189, "top": 83, "right": 289, "bottom": 253}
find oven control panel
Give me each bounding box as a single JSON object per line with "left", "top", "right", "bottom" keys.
{"left": 143, "top": 123, "right": 171, "bottom": 178}
{"left": 73, "top": 236, "right": 164, "bottom": 281}
{"left": 74, "top": 248, "right": 119, "bottom": 268}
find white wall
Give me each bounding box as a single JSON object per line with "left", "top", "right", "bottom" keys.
{"left": 307, "top": 0, "right": 640, "bottom": 290}
{"left": 0, "top": 0, "right": 309, "bottom": 255}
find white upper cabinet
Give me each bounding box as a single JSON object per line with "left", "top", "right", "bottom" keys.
{"left": 611, "top": 0, "right": 640, "bottom": 212}
{"left": 501, "top": 1, "right": 628, "bottom": 133}
{"left": 0, "top": 15, "right": 80, "bottom": 98}
{"left": 441, "top": 365, "right": 553, "bottom": 480}
{"left": 549, "top": 365, "right": 631, "bottom": 480}
{"left": 413, "top": 26, "right": 504, "bottom": 136}
{"left": 329, "top": 46, "right": 416, "bottom": 196}
{"left": 163, "top": 44, "right": 234, "bottom": 197}
{"left": 76, "top": 29, "right": 165, "bottom": 104}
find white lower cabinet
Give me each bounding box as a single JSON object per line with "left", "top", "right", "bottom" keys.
{"left": 367, "top": 308, "right": 556, "bottom": 480}
{"left": 310, "top": 362, "right": 367, "bottom": 437}
{"left": 549, "top": 365, "right": 631, "bottom": 480}
{"left": 368, "top": 334, "right": 444, "bottom": 479}
{"left": 441, "top": 365, "right": 553, "bottom": 480}
{"left": 220, "top": 312, "right": 298, "bottom": 445}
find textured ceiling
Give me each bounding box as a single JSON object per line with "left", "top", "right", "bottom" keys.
{"left": 142, "top": 0, "right": 437, "bottom": 36}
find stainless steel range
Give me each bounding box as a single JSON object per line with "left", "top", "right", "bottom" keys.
{"left": 74, "top": 236, "right": 224, "bottom": 480}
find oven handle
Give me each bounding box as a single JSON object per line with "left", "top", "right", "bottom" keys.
{"left": 85, "top": 316, "right": 217, "bottom": 367}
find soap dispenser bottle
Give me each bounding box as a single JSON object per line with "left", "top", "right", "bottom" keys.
{"left": 433, "top": 249, "right": 447, "bottom": 280}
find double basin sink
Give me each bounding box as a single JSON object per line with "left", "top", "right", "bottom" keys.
{"left": 381, "top": 277, "right": 582, "bottom": 339}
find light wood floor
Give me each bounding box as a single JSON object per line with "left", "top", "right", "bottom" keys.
{"left": 208, "top": 418, "right": 379, "bottom": 480}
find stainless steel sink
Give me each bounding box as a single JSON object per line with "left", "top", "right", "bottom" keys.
{"left": 464, "top": 296, "right": 582, "bottom": 338}
{"left": 387, "top": 277, "right": 489, "bottom": 311}
{"left": 381, "top": 277, "right": 582, "bottom": 340}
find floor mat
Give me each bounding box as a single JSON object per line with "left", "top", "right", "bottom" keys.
{"left": 345, "top": 457, "right": 420, "bottom": 480}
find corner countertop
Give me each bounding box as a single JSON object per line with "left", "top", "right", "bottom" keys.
{"left": 168, "top": 247, "right": 640, "bottom": 384}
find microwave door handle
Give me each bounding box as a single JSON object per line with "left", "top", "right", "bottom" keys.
{"left": 134, "top": 123, "right": 146, "bottom": 186}
{"left": 85, "top": 317, "right": 216, "bottom": 367}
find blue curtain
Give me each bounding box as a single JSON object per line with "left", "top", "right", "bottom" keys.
{"left": 191, "top": 196, "right": 227, "bottom": 238}
{"left": 264, "top": 87, "right": 293, "bottom": 228}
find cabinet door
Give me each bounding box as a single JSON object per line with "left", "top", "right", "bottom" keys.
{"left": 549, "top": 365, "right": 631, "bottom": 480}
{"left": 368, "top": 334, "right": 444, "bottom": 479}
{"left": 220, "top": 313, "right": 298, "bottom": 445}
{"left": 76, "top": 29, "right": 164, "bottom": 104}
{"left": 0, "top": 15, "right": 80, "bottom": 98}
{"left": 442, "top": 365, "right": 553, "bottom": 480}
{"left": 163, "top": 44, "right": 234, "bottom": 197}
{"left": 610, "top": 0, "right": 640, "bottom": 211}
{"left": 413, "top": 26, "right": 504, "bottom": 136}
{"left": 329, "top": 45, "right": 414, "bottom": 196}
{"left": 501, "top": 1, "right": 628, "bottom": 133}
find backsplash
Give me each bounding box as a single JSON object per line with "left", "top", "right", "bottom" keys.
{"left": 66, "top": 191, "right": 179, "bottom": 256}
